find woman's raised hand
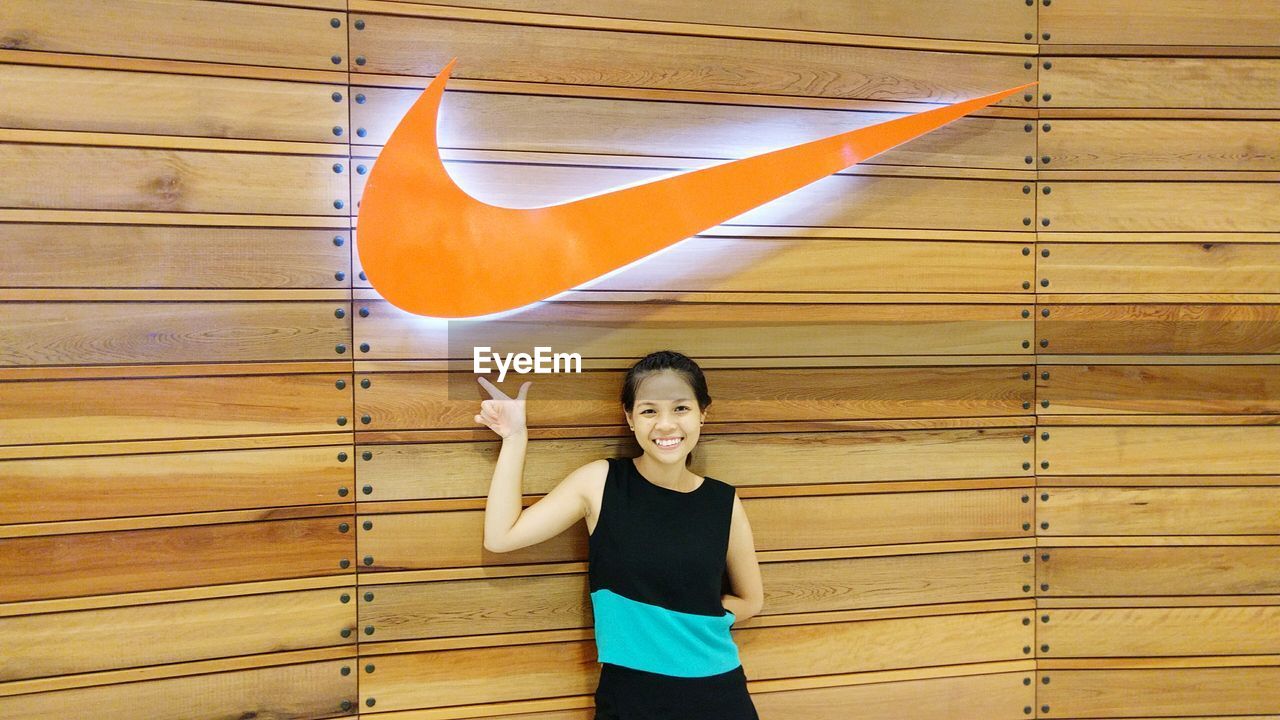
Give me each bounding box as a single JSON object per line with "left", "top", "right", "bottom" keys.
{"left": 475, "top": 376, "right": 532, "bottom": 439}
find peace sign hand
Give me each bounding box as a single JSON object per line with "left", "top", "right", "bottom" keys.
{"left": 475, "top": 376, "right": 532, "bottom": 439}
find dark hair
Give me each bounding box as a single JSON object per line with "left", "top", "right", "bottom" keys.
{"left": 620, "top": 350, "right": 712, "bottom": 412}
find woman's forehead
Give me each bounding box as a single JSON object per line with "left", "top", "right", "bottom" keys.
{"left": 634, "top": 371, "right": 695, "bottom": 401}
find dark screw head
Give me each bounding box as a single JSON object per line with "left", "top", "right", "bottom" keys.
{"left": 1041, "top": 372, "right": 1050, "bottom": 381}
{"left": 1024, "top": 678, "right": 1032, "bottom": 686}
{"left": 1025, "top": 156, "right": 1034, "bottom": 165}
{"left": 1022, "top": 435, "right": 1031, "bottom": 444}
{"left": 1023, "top": 617, "right": 1031, "bottom": 625}
{"left": 1040, "top": 583, "right": 1049, "bottom": 591}
{"left": 357, "top": 164, "right": 367, "bottom": 175}
{"left": 1022, "top": 371, "right": 1031, "bottom": 380}
{"left": 1023, "top": 217, "right": 1032, "bottom": 226}
{"left": 359, "top": 343, "right": 370, "bottom": 353}
{"left": 1025, "top": 0, "right": 1032, "bottom": 5}
{"left": 338, "top": 487, "right": 349, "bottom": 497}
{"left": 1043, "top": 186, "right": 1052, "bottom": 195}
{"left": 341, "top": 699, "right": 352, "bottom": 710}
{"left": 1023, "top": 584, "right": 1032, "bottom": 591}
{"left": 1024, "top": 32, "right": 1033, "bottom": 40}
{"left": 335, "top": 308, "right": 346, "bottom": 319}
{"left": 1040, "top": 338, "right": 1049, "bottom": 347}
{"left": 1024, "top": 123, "right": 1033, "bottom": 132}
{"left": 366, "top": 663, "right": 375, "bottom": 673}
{"left": 1043, "top": 677, "right": 1050, "bottom": 684}
{"left": 1041, "top": 461, "right": 1050, "bottom": 469}
{"left": 363, "top": 450, "right": 373, "bottom": 460}
{"left": 338, "top": 451, "right": 348, "bottom": 461}
{"left": 1040, "top": 522, "right": 1049, "bottom": 530}
{"left": 360, "top": 378, "right": 371, "bottom": 389}
{"left": 364, "top": 590, "right": 374, "bottom": 601}
{"left": 1023, "top": 401, "right": 1031, "bottom": 409}
{"left": 367, "top": 698, "right": 376, "bottom": 707}
{"left": 1044, "top": 61, "right": 1053, "bottom": 70}
{"left": 1041, "top": 704, "right": 1050, "bottom": 713}
{"left": 1023, "top": 247, "right": 1031, "bottom": 256}
{"left": 1042, "top": 92, "right": 1052, "bottom": 102}
{"left": 332, "top": 163, "right": 344, "bottom": 173}
{"left": 337, "top": 415, "right": 348, "bottom": 425}
{"left": 356, "top": 56, "right": 366, "bottom": 66}
{"left": 1040, "top": 279, "right": 1050, "bottom": 287}
{"left": 359, "top": 307, "right": 370, "bottom": 317}
{"left": 1042, "top": 399, "right": 1050, "bottom": 408}
{"left": 334, "top": 199, "right": 345, "bottom": 209}
{"left": 340, "top": 559, "right": 350, "bottom": 569}
{"left": 332, "top": 125, "right": 343, "bottom": 136}
{"left": 1022, "top": 185, "right": 1031, "bottom": 194}
{"left": 364, "top": 625, "right": 375, "bottom": 635}
{"left": 359, "top": 271, "right": 367, "bottom": 281}
{"left": 1041, "top": 155, "right": 1051, "bottom": 164}
{"left": 361, "top": 414, "right": 372, "bottom": 425}
{"left": 1041, "top": 308, "right": 1050, "bottom": 317}
{"left": 1041, "top": 614, "right": 1050, "bottom": 622}
{"left": 339, "top": 522, "right": 349, "bottom": 532}
{"left": 363, "top": 521, "right": 372, "bottom": 531}
{"left": 1042, "top": 122, "right": 1052, "bottom": 132}
{"left": 1022, "top": 340, "right": 1031, "bottom": 348}
{"left": 1024, "top": 61, "right": 1032, "bottom": 69}
{"left": 336, "top": 379, "right": 347, "bottom": 390}
{"left": 363, "top": 555, "right": 374, "bottom": 566}
{"left": 331, "top": 54, "right": 342, "bottom": 65}
{"left": 1041, "top": 492, "right": 1049, "bottom": 501}
{"left": 1041, "top": 552, "right": 1050, "bottom": 561}
{"left": 1043, "top": 0, "right": 1051, "bottom": 5}
{"left": 355, "top": 93, "right": 366, "bottom": 104}
{"left": 1023, "top": 554, "right": 1031, "bottom": 562}
{"left": 1023, "top": 281, "right": 1031, "bottom": 289}
{"left": 331, "top": 91, "right": 342, "bottom": 102}
{"left": 335, "top": 271, "right": 346, "bottom": 281}
{"left": 1042, "top": 248, "right": 1050, "bottom": 257}
{"left": 356, "top": 127, "right": 367, "bottom": 137}
{"left": 1041, "top": 218, "right": 1051, "bottom": 227}
{"left": 336, "top": 344, "right": 347, "bottom": 354}
{"left": 330, "top": 17, "right": 341, "bottom": 28}
{"left": 1024, "top": 92, "right": 1033, "bottom": 101}
{"left": 1022, "top": 309, "right": 1030, "bottom": 318}
{"left": 341, "top": 664, "right": 351, "bottom": 674}
{"left": 362, "top": 484, "right": 373, "bottom": 494}
{"left": 333, "top": 235, "right": 344, "bottom": 246}
{"left": 1023, "top": 645, "right": 1031, "bottom": 653}
{"left": 355, "top": 19, "right": 365, "bottom": 29}
{"left": 1023, "top": 462, "right": 1031, "bottom": 471}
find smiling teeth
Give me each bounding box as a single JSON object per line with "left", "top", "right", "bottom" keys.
{"left": 655, "top": 438, "right": 681, "bottom": 447}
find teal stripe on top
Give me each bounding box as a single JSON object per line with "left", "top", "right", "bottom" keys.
{"left": 590, "top": 588, "right": 739, "bottom": 677}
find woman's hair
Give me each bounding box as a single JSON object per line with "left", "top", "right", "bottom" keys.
{"left": 620, "top": 350, "right": 712, "bottom": 412}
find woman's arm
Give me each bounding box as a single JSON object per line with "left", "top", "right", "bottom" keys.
{"left": 721, "top": 494, "right": 764, "bottom": 623}
{"left": 476, "top": 377, "right": 599, "bottom": 553}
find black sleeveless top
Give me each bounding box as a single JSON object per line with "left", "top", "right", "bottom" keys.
{"left": 589, "top": 457, "right": 759, "bottom": 719}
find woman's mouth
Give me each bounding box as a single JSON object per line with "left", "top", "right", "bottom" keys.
{"left": 653, "top": 437, "right": 682, "bottom": 450}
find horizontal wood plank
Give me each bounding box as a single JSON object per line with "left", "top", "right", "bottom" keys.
{"left": 1037, "top": 241, "right": 1280, "bottom": 293}
{"left": 0, "top": 0, "right": 346, "bottom": 70}
{"left": 1040, "top": 0, "right": 1280, "bottom": 46}
{"left": 0, "top": 588, "right": 354, "bottom": 681}
{"left": 1039, "top": 304, "right": 1280, "bottom": 354}
{"left": 1039, "top": 120, "right": 1280, "bottom": 171}
{"left": 1040, "top": 667, "right": 1280, "bottom": 717}
{"left": 0, "top": 515, "right": 354, "bottom": 602}
{"left": 1038, "top": 425, "right": 1280, "bottom": 475}
{"left": 1039, "top": 182, "right": 1280, "bottom": 232}
{"left": 1041, "top": 57, "right": 1280, "bottom": 109}
{"left": 1042, "top": 546, "right": 1280, "bottom": 596}
{"left": 1038, "top": 364, "right": 1280, "bottom": 414}
{"left": 0, "top": 301, "right": 351, "bottom": 366}
{"left": 1039, "top": 487, "right": 1280, "bottom": 536}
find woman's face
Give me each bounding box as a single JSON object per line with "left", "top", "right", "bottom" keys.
{"left": 624, "top": 370, "right": 707, "bottom": 465}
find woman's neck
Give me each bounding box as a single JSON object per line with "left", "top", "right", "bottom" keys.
{"left": 634, "top": 454, "right": 700, "bottom": 491}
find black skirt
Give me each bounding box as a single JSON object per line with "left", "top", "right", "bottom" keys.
{"left": 594, "top": 663, "right": 760, "bottom": 720}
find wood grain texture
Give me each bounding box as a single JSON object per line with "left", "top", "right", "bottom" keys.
{"left": 750, "top": 671, "right": 1032, "bottom": 720}
{"left": 1039, "top": 304, "right": 1280, "bottom": 355}
{"left": 0, "top": 225, "right": 351, "bottom": 289}
{"left": 349, "top": 157, "right": 1033, "bottom": 231}
{"left": 361, "top": 549, "right": 1030, "bottom": 640}
{"left": 0, "top": 63, "right": 347, "bottom": 142}
{"left": 349, "top": 16, "right": 1036, "bottom": 105}
{"left": 0, "top": 373, "right": 351, "bottom": 444}
{"left": 1039, "top": 667, "right": 1280, "bottom": 716}
{"left": 405, "top": 0, "right": 1037, "bottom": 44}
{"left": 1037, "top": 241, "right": 1280, "bottom": 293}
{"left": 0, "top": 588, "right": 354, "bottom": 681}
{"left": 1038, "top": 364, "right": 1280, "bottom": 415}
{"left": 1040, "top": 0, "right": 1280, "bottom": 46}
{"left": 0, "top": 301, "right": 350, "bottom": 366}
{"left": 0, "top": 658, "right": 356, "bottom": 720}
{"left": 358, "top": 428, "right": 1033, "bottom": 502}
{"left": 353, "top": 300, "right": 1032, "bottom": 360}
{"left": 0, "top": 515, "right": 354, "bottom": 602}
{"left": 1039, "top": 425, "right": 1280, "bottom": 476}
{"left": 0, "top": 446, "right": 351, "bottom": 525}
{"left": 1039, "top": 120, "right": 1280, "bottom": 170}
{"left": 1040, "top": 57, "right": 1280, "bottom": 109}
{"left": 358, "top": 489, "right": 1029, "bottom": 571}
{"left": 1039, "top": 487, "right": 1280, "bottom": 536}
{"left": 1039, "top": 182, "right": 1280, "bottom": 232}
{"left": 351, "top": 87, "right": 1032, "bottom": 169}
{"left": 1042, "top": 546, "right": 1280, "bottom": 596}
{"left": 354, "top": 366, "right": 1032, "bottom": 430}
{"left": 0, "top": 0, "right": 346, "bottom": 70}
{"left": 0, "top": 144, "right": 348, "bottom": 215}
{"left": 1040, "top": 605, "right": 1280, "bottom": 657}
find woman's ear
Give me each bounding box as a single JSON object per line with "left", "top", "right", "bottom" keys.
{"left": 699, "top": 409, "right": 707, "bottom": 425}
{"left": 623, "top": 409, "right": 633, "bottom": 430}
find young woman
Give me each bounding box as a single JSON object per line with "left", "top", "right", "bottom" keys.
{"left": 478, "top": 350, "right": 764, "bottom": 719}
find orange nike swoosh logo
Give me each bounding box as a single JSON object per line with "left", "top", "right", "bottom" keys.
{"left": 358, "top": 60, "right": 1034, "bottom": 319}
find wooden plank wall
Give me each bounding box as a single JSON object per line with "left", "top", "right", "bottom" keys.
{"left": 1, "top": 1, "right": 1277, "bottom": 718}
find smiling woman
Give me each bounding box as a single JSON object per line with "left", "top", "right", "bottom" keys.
{"left": 477, "top": 350, "right": 764, "bottom": 720}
